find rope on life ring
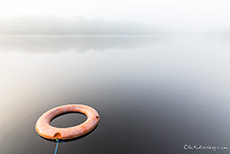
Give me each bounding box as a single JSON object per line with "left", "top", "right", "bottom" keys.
{"left": 35, "top": 104, "right": 100, "bottom": 140}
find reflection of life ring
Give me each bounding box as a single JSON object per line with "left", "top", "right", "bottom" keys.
{"left": 35, "top": 104, "right": 100, "bottom": 140}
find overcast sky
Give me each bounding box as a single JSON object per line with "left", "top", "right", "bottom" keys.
{"left": 0, "top": 0, "right": 230, "bottom": 33}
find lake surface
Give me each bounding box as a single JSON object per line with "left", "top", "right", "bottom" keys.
{"left": 0, "top": 35, "right": 230, "bottom": 154}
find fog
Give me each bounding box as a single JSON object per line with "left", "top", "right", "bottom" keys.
{"left": 0, "top": 0, "right": 230, "bottom": 34}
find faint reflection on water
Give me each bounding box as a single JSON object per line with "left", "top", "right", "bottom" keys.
{"left": 0, "top": 35, "right": 161, "bottom": 53}
{"left": 0, "top": 35, "right": 230, "bottom": 154}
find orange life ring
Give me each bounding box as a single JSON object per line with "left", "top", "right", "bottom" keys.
{"left": 35, "top": 104, "right": 100, "bottom": 140}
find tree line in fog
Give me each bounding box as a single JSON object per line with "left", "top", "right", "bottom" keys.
{"left": 0, "top": 16, "right": 162, "bottom": 35}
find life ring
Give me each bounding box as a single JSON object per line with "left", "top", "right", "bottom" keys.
{"left": 35, "top": 104, "right": 100, "bottom": 140}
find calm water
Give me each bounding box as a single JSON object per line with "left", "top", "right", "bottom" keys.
{"left": 0, "top": 35, "right": 230, "bottom": 154}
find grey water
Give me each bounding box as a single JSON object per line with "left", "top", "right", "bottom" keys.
{"left": 0, "top": 35, "right": 230, "bottom": 154}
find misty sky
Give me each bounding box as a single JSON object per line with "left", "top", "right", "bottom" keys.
{"left": 0, "top": 0, "right": 230, "bottom": 33}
